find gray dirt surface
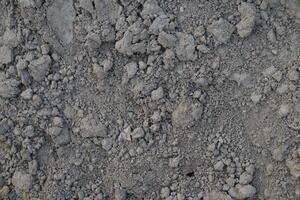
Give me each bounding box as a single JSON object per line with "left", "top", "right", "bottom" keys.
{"left": 0, "top": 0, "right": 299, "bottom": 199}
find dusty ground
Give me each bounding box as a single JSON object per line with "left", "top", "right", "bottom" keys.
{"left": 0, "top": 0, "right": 300, "bottom": 199}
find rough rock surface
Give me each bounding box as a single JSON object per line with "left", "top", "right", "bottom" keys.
{"left": 0, "top": 0, "right": 299, "bottom": 199}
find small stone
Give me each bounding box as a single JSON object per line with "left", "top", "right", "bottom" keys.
{"left": 204, "top": 190, "right": 233, "bottom": 200}
{"left": 172, "top": 100, "right": 203, "bottom": 128}
{"left": 141, "top": 0, "right": 165, "bottom": 19}
{"left": 169, "top": 157, "right": 180, "bottom": 168}
{"left": 21, "top": 88, "right": 33, "bottom": 100}
{"left": 131, "top": 127, "right": 145, "bottom": 139}
{"left": 0, "top": 73, "right": 20, "bottom": 98}
{"left": 161, "top": 187, "right": 170, "bottom": 198}
{"left": 197, "top": 45, "right": 210, "bottom": 53}
{"left": 207, "top": 18, "right": 235, "bottom": 44}
{"left": 228, "top": 184, "right": 256, "bottom": 200}
{"left": 29, "top": 55, "right": 52, "bottom": 82}
{"left": 12, "top": 171, "right": 33, "bottom": 192}
{"left": 0, "top": 46, "right": 13, "bottom": 64}
{"left": 236, "top": 2, "right": 256, "bottom": 38}
{"left": 101, "top": 138, "right": 113, "bottom": 151}
{"left": 278, "top": 104, "right": 290, "bottom": 118}
{"left": 158, "top": 31, "right": 177, "bottom": 48}
{"left": 151, "top": 87, "right": 164, "bottom": 101}
{"left": 276, "top": 83, "right": 289, "bottom": 94}
{"left": 267, "top": 29, "right": 276, "bottom": 43}
{"left": 115, "top": 187, "right": 127, "bottom": 200}
{"left": 101, "top": 59, "right": 113, "bottom": 73}
{"left": 80, "top": 116, "right": 107, "bottom": 138}
{"left": 250, "top": 93, "right": 262, "bottom": 104}
{"left": 288, "top": 70, "right": 299, "bottom": 81}
{"left": 286, "top": 159, "right": 300, "bottom": 178}
{"left": 214, "top": 160, "right": 224, "bottom": 171}
{"left": 272, "top": 145, "right": 288, "bottom": 162}
{"left": 175, "top": 32, "right": 196, "bottom": 61}
{"left": 47, "top": 0, "right": 75, "bottom": 45}
{"left": 125, "top": 62, "right": 138, "bottom": 79}
{"left": 263, "top": 66, "right": 276, "bottom": 77}
{"left": 272, "top": 71, "right": 282, "bottom": 82}
{"left": 41, "top": 44, "right": 50, "bottom": 55}
{"left": 239, "top": 172, "right": 253, "bottom": 185}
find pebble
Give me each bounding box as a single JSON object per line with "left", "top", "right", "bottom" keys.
{"left": 20, "top": 88, "right": 33, "bottom": 100}
{"left": 239, "top": 172, "right": 253, "bottom": 185}
{"left": 207, "top": 18, "right": 235, "bottom": 44}
{"left": 236, "top": 2, "right": 256, "bottom": 38}
{"left": 161, "top": 187, "right": 170, "bottom": 198}
{"left": 151, "top": 87, "right": 164, "bottom": 101}
{"left": 228, "top": 184, "right": 256, "bottom": 200}
{"left": 214, "top": 160, "right": 224, "bottom": 171}
{"left": 0, "top": 46, "right": 13, "bottom": 64}
{"left": 125, "top": 62, "right": 138, "bottom": 79}
{"left": 278, "top": 104, "right": 290, "bottom": 118}
{"left": 101, "top": 138, "right": 113, "bottom": 151}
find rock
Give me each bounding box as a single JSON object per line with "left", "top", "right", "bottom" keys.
{"left": 286, "top": 159, "right": 300, "bottom": 178}
{"left": 101, "top": 59, "right": 113, "bottom": 73}
{"left": 236, "top": 2, "right": 256, "bottom": 38}
{"left": 101, "top": 138, "right": 113, "bottom": 151}
{"left": 20, "top": 88, "right": 33, "bottom": 100}
{"left": 250, "top": 93, "right": 262, "bottom": 104}
{"left": 3, "top": 29, "right": 21, "bottom": 48}
{"left": 131, "top": 127, "right": 145, "bottom": 139}
{"left": 0, "top": 46, "right": 13, "bottom": 64}
{"left": 47, "top": 0, "right": 75, "bottom": 45}
{"left": 80, "top": 116, "right": 107, "bottom": 138}
{"left": 232, "top": 73, "right": 253, "bottom": 88}
{"left": 204, "top": 190, "right": 233, "bottom": 200}
{"left": 12, "top": 171, "right": 33, "bottom": 192}
{"left": 197, "top": 45, "right": 210, "bottom": 53}
{"left": 239, "top": 172, "right": 253, "bottom": 185}
{"left": 115, "top": 187, "right": 127, "bottom": 200}
{"left": 19, "top": 0, "right": 36, "bottom": 8}
{"left": 48, "top": 126, "right": 71, "bottom": 146}
{"left": 158, "top": 31, "right": 177, "bottom": 48}
{"left": 288, "top": 70, "right": 299, "bottom": 81}
{"left": 214, "top": 160, "right": 224, "bottom": 171}
{"left": 172, "top": 100, "right": 203, "bottom": 128}
{"left": 151, "top": 87, "right": 164, "bottom": 101}
{"left": 0, "top": 73, "right": 20, "bottom": 98}
{"left": 141, "top": 0, "right": 165, "bottom": 19}
{"left": 272, "top": 144, "right": 288, "bottom": 162}
{"left": 175, "top": 33, "right": 196, "bottom": 61}
{"left": 161, "top": 187, "right": 170, "bottom": 198}
{"left": 149, "top": 15, "right": 170, "bottom": 35}
{"left": 28, "top": 55, "right": 52, "bottom": 82}
{"left": 0, "top": 118, "right": 14, "bottom": 135}
{"left": 263, "top": 66, "right": 276, "bottom": 77}
{"left": 125, "top": 62, "right": 138, "bottom": 79}
{"left": 278, "top": 104, "right": 290, "bottom": 118}
{"left": 276, "top": 83, "right": 289, "bottom": 94}
{"left": 228, "top": 184, "right": 256, "bottom": 199}
{"left": 94, "top": 0, "right": 122, "bottom": 24}
{"left": 267, "top": 29, "right": 276, "bottom": 43}
{"left": 169, "top": 157, "right": 180, "bottom": 168}
{"left": 207, "top": 18, "right": 235, "bottom": 44}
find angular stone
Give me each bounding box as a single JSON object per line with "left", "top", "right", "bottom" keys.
{"left": 47, "top": 0, "right": 75, "bottom": 45}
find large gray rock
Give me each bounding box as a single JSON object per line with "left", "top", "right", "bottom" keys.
{"left": 47, "top": 0, "right": 75, "bottom": 45}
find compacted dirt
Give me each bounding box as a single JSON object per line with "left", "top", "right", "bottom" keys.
{"left": 0, "top": 0, "right": 300, "bottom": 199}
